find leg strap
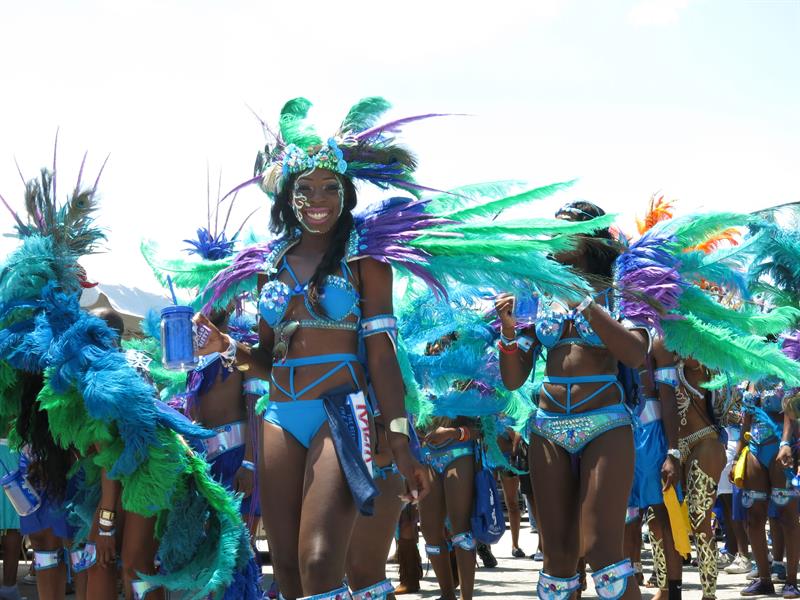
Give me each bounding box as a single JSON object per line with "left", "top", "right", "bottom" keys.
{"left": 298, "top": 584, "right": 351, "bottom": 600}
{"left": 741, "top": 489, "right": 768, "bottom": 508}
{"left": 33, "top": 549, "right": 63, "bottom": 570}
{"left": 350, "top": 579, "right": 394, "bottom": 600}
{"left": 69, "top": 543, "right": 97, "bottom": 573}
{"left": 592, "top": 559, "right": 636, "bottom": 600}
{"left": 537, "top": 572, "right": 581, "bottom": 600}
{"left": 450, "top": 531, "right": 476, "bottom": 551}
{"left": 770, "top": 487, "right": 799, "bottom": 506}
{"left": 668, "top": 579, "right": 683, "bottom": 600}
{"left": 425, "top": 541, "right": 451, "bottom": 556}
{"left": 131, "top": 579, "right": 163, "bottom": 600}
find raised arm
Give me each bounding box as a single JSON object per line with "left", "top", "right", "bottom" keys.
{"left": 495, "top": 293, "right": 538, "bottom": 391}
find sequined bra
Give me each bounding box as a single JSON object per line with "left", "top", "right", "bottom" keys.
{"left": 535, "top": 290, "right": 612, "bottom": 349}
{"left": 258, "top": 256, "right": 361, "bottom": 331}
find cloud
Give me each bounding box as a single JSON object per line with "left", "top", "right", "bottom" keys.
{"left": 627, "top": 0, "right": 693, "bottom": 26}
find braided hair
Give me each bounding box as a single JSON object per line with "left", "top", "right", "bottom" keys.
{"left": 555, "top": 200, "right": 620, "bottom": 280}
{"left": 270, "top": 171, "right": 358, "bottom": 308}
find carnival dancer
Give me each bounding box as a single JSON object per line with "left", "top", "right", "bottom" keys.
{"left": 14, "top": 371, "right": 85, "bottom": 600}
{"left": 0, "top": 156, "right": 255, "bottom": 600}
{"left": 193, "top": 97, "right": 595, "bottom": 598}
{"left": 737, "top": 371, "right": 799, "bottom": 598}
{"left": 497, "top": 200, "right": 651, "bottom": 600}
{"left": 612, "top": 205, "right": 800, "bottom": 600}
{"left": 0, "top": 432, "right": 24, "bottom": 600}
{"left": 492, "top": 413, "right": 527, "bottom": 559}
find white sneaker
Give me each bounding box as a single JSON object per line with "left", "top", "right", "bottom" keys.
{"left": 725, "top": 554, "right": 753, "bottom": 574}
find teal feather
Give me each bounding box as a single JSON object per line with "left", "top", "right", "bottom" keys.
{"left": 141, "top": 240, "right": 231, "bottom": 295}
{"left": 339, "top": 97, "right": 392, "bottom": 135}
{"left": 677, "top": 286, "right": 800, "bottom": 337}
{"left": 662, "top": 316, "right": 800, "bottom": 388}
{"left": 424, "top": 180, "right": 526, "bottom": 215}
{"left": 443, "top": 180, "right": 578, "bottom": 221}
{"left": 432, "top": 213, "right": 619, "bottom": 239}
{"left": 278, "top": 98, "right": 321, "bottom": 148}
{"left": 655, "top": 212, "right": 751, "bottom": 250}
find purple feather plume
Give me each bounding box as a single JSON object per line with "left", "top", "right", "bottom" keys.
{"left": 616, "top": 230, "right": 685, "bottom": 332}
{"left": 355, "top": 197, "right": 454, "bottom": 297}
{"left": 355, "top": 114, "right": 458, "bottom": 142}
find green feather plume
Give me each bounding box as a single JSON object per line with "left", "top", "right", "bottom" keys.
{"left": 662, "top": 315, "right": 800, "bottom": 389}
{"left": 443, "top": 180, "right": 578, "bottom": 221}
{"left": 425, "top": 180, "right": 526, "bottom": 216}
{"left": 338, "top": 97, "right": 392, "bottom": 135}
{"left": 278, "top": 98, "right": 321, "bottom": 149}
{"left": 37, "top": 382, "right": 113, "bottom": 454}
{"left": 141, "top": 240, "right": 231, "bottom": 295}
{"left": 656, "top": 212, "right": 752, "bottom": 251}
{"left": 677, "top": 286, "right": 800, "bottom": 337}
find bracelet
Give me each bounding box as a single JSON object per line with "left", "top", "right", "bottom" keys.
{"left": 98, "top": 517, "right": 115, "bottom": 528}
{"left": 98, "top": 529, "right": 115, "bottom": 537}
{"left": 460, "top": 427, "right": 471, "bottom": 442}
{"left": 389, "top": 417, "right": 410, "bottom": 438}
{"left": 498, "top": 341, "right": 518, "bottom": 355}
{"left": 666, "top": 448, "right": 681, "bottom": 461}
{"left": 576, "top": 295, "right": 594, "bottom": 314}
{"left": 500, "top": 332, "right": 517, "bottom": 346}
{"left": 99, "top": 509, "right": 116, "bottom": 521}
{"left": 240, "top": 460, "right": 256, "bottom": 472}
{"left": 780, "top": 440, "right": 791, "bottom": 448}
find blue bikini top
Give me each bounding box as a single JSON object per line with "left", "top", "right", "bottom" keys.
{"left": 535, "top": 291, "right": 613, "bottom": 349}
{"left": 258, "top": 255, "right": 361, "bottom": 329}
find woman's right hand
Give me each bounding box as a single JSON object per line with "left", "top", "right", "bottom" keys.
{"left": 193, "top": 313, "right": 228, "bottom": 356}
{"left": 494, "top": 293, "right": 517, "bottom": 337}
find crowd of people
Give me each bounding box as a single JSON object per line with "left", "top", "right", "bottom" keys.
{"left": 0, "top": 97, "right": 798, "bottom": 600}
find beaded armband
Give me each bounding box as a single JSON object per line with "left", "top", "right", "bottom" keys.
{"left": 361, "top": 314, "right": 398, "bottom": 352}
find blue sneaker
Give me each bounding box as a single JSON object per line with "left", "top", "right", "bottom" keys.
{"left": 772, "top": 563, "right": 787, "bottom": 583}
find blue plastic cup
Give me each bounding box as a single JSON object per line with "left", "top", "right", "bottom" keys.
{"left": 160, "top": 306, "right": 198, "bottom": 371}
{"left": 0, "top": 469, "right": 42, "bottom": 517}
{"left": 514, "top": 294, "right": 539, "bottom": 327}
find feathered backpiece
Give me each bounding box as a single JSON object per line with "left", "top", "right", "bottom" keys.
{"left": 252, "top": 96, "right": 451, "bottom": 197}
{"left": 746, "top": 212, "right": 800, "bottom": 307}
{"left": 200, "top": 179, "right": 598, "bottom": 313}
{"left": 1, "top": 150, "right": 106, "bottom": 292}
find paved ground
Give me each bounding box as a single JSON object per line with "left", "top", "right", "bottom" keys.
{"left": 6, "top": 526, "right": 783, "bottom": 599}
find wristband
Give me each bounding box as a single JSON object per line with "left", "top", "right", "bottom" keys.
{"left": 98, "top": 517, "right": 115, "bottom": 528}
{"left": 500, "top": 332, "right": 517, "bottom": 346}
{"left": 240, "top": 460, "right": 256, "bottom": 472}
{"left": 389, "top": 417, "right": 410, "bottom": 438}
{"left": 666, "top": 448, "right": 681, "bottom": 461}
{"left": 98, "top": 529, "right": 115, "bottom": 537}
{"left": 576, "top": 295, "right": 594, "bottom": 314}
{"left": 780, "top": 441, "right": 791, "bottom": 448}
{"left": 99, "top": 509, "right": 116, "bottom": 521}
{"left": 498, "top": 341, "right": 518, "bottom": 355}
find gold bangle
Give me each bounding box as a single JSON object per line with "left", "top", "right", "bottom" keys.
{"left": 99, "top": 509, "right": 116, "bottom": 521}
{"left": 389, "top": 417, "right": 410, "bottom": 438}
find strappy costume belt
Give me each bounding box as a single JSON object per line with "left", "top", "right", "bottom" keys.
{"left": 203, "top": 421, "right": 246, "bottom": 461}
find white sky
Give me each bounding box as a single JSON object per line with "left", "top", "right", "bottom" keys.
{"left": 1, "top": 0, "right": 798, "bottom": 295}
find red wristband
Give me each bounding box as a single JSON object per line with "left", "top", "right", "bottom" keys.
{"left": 498, "top": 341, "right": 518, "bottom": 355}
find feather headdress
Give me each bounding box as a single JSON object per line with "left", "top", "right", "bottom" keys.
{"left": 250, "top": 97, "right": 452, "bottom": 198}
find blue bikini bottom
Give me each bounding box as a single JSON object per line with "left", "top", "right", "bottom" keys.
{"left": 262, "top": 387, "right": 378, "bottom": 515}
{"left": 422, "top": 441, "right": 474, "bottom": 475}
{"left": 530, "top": 404, "right": 632, "bottom": 455}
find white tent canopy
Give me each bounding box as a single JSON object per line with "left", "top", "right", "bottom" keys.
{"left": 80, "top": 284, "right": 172, "bottom": 337}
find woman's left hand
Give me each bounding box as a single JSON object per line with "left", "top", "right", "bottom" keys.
{"left": 777, "top": 444, "right": 793, "bottom": 468}
{"left": 393, "top": 446, "right": 430, "bottom": 504}
{"left": 234, "top": 466, "right": 254, "bottom": 497}
{"left": 424, "top": 427, "right": 458, "bottom": 447}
